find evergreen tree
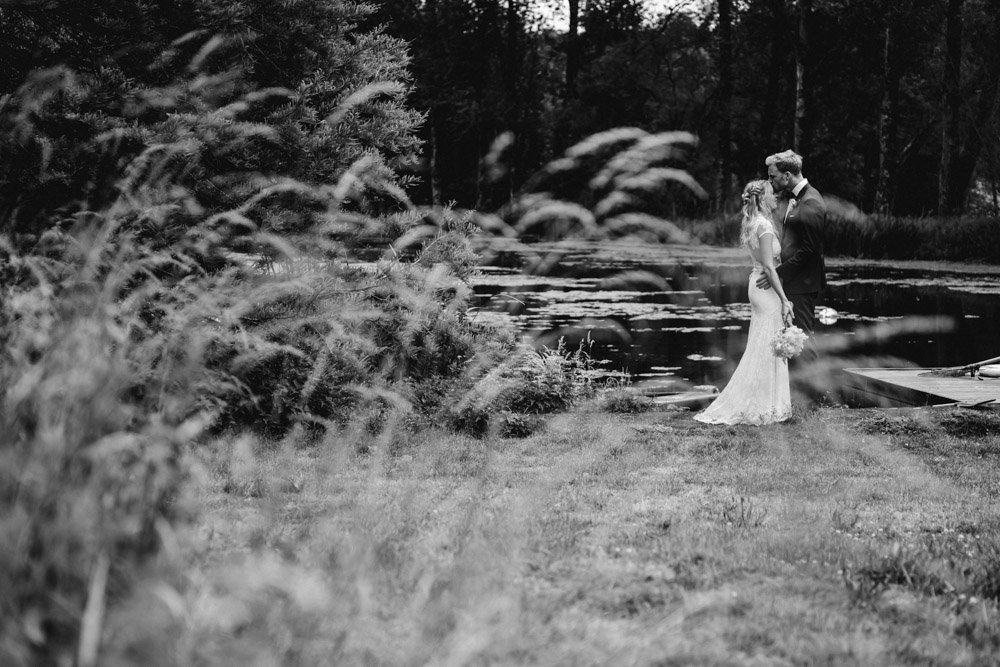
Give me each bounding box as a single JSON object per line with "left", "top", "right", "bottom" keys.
{"left": 0, "top": 0, "right": 423, "bottom": 250}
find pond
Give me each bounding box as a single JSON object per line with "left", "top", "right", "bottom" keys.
{"left": 471, "top": 240, "right": 1000, "bottom": 403}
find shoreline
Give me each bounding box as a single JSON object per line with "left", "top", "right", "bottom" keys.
{"left": 491, "top": 239, "right": 1000, "bottom": 275}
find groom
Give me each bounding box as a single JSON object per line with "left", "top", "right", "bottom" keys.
{"left": 757, "top": 149, "right": 826, "bottom": 364}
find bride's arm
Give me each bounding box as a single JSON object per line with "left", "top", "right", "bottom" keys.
{"left": 753, "top": 231, "right": 793, "bottom": 325}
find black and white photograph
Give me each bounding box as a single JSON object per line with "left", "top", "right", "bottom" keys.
{"left": 2, "top": 0, "right": 1000, "bottom": 664}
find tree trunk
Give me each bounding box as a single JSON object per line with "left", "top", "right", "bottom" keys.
{"left": 951, "top": 78, "right": 1000, "bottom": 212}
{"left": 505, "top": 0, "right": 520, "bottom": 198}
{"left": 874, "top": 6, "right": 902, "bottom": 214}
{"left": 566, "top": 0, "right": 580, "bottom": 98}
{"left": 761, "top": 0, "right": 788, "bottom": 149}
{"left": 793, "top": 0, "right": 814, "bottom": 156}
{"left": 717, "top": 0, "right": 733, "bottom": 212}
{"left": 503, "top": 0, "right": 518, "bottom": 95}
{"left": 430, "top": 114, "right": 442, "bottom": 206}
{"left": 939, "top": 0, "right": 965, "bottom": 214}
{"left": 951, "top": 2, "right": 1000, "bottom": 214}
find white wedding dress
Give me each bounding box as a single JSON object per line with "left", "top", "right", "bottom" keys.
{"left": 694, "top": 216, "right": 791, "bottom": 425}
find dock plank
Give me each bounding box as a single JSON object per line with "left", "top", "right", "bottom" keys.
{"left": 843, "top": 368, "right": 1000, "bottom": 406}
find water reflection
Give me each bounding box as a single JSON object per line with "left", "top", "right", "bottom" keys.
{"left": 473, "top": 246, "right": 1000, "bottom": 396}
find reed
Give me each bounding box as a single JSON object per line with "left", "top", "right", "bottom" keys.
{"left": 683, "top": 208, "right": 1000, "bottom": 263}
{"left": 824, "top": 213, "right": 1000, "bottom": 263}
{"left": 0, "top": 58, "right": 506, "bottom": 665}
{"left": 0, "top": 23, "right": 715, "bottom": 662}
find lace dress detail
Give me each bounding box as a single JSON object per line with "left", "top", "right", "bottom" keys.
{"left": 694, "top": 216, "right": 791, "bottom": 425}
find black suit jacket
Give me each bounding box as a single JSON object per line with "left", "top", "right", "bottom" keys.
{"left": 776, "top": 183, "right": 826, "bottom": 295}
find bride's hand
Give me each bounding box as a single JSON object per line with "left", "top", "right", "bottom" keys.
{"left": 781, "top": 301, "right": 793, "bottom": 325}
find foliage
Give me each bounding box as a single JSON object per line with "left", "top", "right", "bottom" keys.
{"left": 843, "top": 522, "right": 1000, "bottom": 619}
{"left": 823, "top": 214, "right": 1000, "bottom": 263}
{"left": 855, "top": 412, "right": 933, "bottom": 437}
{"left": 448, "top": 337, "right": 597, "bottom": 437}
{"left": 599, "top": 381, "right": 655, "bottom": 414}
{"left": 222, "top": 250, "right": 510, "bottom": 437}
{"left": 721, "top": 495, "right": 768, "bottom": 530}
{"left": 0, "top": 5, "right": 719, "bottom": 665}
{"left": 371, "top": 0, "right": 1000, "bottom": 217}
{"left": 937, "top": 410, "right": 1000, "bottom": 439}
{"left": 0, "top": 12, "right": 503, "bottom": 664}
{"left": 368, "top": 0, "right": 560, "bottom": 209}
{"left": 413, "top": 206, "right": 484, "bottom": 280}
{"left": 0, "top": 205, "right": 251, "bottom": 665}
{"left": 497, "top": 410, "right": 542, "bottom": 438}
{"left": 477, "top": 127, "right": 706, "bottom": 245}
{"left": 0, "top": 0, "right": 423, "bottom": 249}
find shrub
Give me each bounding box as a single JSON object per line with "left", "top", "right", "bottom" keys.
{"left": 0, "top": 28, "right": 487, "bottom": 664}
{"left": 599, "top": 379, "right": 655, "bottom": 414}
{"left": 0, "top": 232, "right": 244, "bottom": 664}
{"left": 447, "top": 337, "right": 596, "bottom": 436}
{"left": 498, "top": 411, "right": 542, "bottom": 438}
{"left": 0, "top": 13, "right": 711, "bottom": 659}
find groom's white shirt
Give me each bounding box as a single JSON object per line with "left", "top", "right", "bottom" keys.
{"left": 781, "top": 179, "right": 809, "bottom": 231}
{"left": 791, "top": 178, "right": 809, "bottom": 198}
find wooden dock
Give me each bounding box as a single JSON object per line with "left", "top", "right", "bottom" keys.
{"left": 843, "top": 368, "right": 1000, "bottom": 407}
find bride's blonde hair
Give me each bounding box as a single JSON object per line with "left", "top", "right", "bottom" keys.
{"left": 738, "top": 179, "right": 776, "bottom": 247}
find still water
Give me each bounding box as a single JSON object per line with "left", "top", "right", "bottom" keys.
{"left": 472, "top": 241, "right": 1000, "bottom": 397}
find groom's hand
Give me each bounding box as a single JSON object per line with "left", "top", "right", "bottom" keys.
{"left": 756, "top": 273, "right": 772, "bottom": 290}
{"left": 782, "top": 301, "right": 794, "bottom": 326}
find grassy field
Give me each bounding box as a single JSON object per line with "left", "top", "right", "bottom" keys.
{"left": 161, "top": 405, "right": 1000, "bottom": 666}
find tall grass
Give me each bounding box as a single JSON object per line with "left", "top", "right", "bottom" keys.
{"left": 0, "top": 231, "right": 247, "bottom": 665}
{"left": 678, "top": 199, "right": 1000, "bottom": 263}
{"left": 0, "top": 67, "right": 485, "bottom": 665}
{"left": 139, "top": 405, "right": 1000, "bottom": 665}
{"left": 824, "top": 212, "right": 1000, "bottom": 263}
{"left": 0, "top": 33, "right": 715, "bottom": 664}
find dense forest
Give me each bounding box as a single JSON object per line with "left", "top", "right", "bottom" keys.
{"left": 3, "top": 1, "right": 999, "bottom": 218}
{"left": 367, "top": 0, "right": 1000, "bottom": 217}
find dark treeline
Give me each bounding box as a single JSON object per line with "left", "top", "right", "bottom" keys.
{"left": 370, "top": 0, "right": 1000, "bottom": 218}
{"left": 0, "top": 0, "right": 424, "bottom": 249}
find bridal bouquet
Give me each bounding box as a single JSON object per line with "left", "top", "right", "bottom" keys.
{"left": 771, "top": 325, "right": 808, "bottom": 359}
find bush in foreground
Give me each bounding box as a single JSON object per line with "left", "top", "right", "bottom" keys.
{"left": 447, "top": 338, "right": 597, "bottom": 437}
{"left": 0, "top": 46, "right": 497, "bottom": 667}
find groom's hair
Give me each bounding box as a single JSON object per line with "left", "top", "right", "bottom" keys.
{"left": 765, "top": 150, "right": 803, "bottom": 175}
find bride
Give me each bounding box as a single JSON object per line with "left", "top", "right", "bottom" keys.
{"left": 694, "top": 179, "right": 794, "bottom": 425}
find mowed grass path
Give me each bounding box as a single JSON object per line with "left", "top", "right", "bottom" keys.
{"left": 185, "top": 407, "right": 1000, "bottom": 666}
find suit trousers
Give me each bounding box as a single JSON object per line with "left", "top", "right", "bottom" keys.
{"left": 788, "top": 291, "right": 820, "bottom": 366}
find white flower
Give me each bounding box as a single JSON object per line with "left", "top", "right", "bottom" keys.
{"left": 771, "top": 325, "right": 808, "bottom": 359}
